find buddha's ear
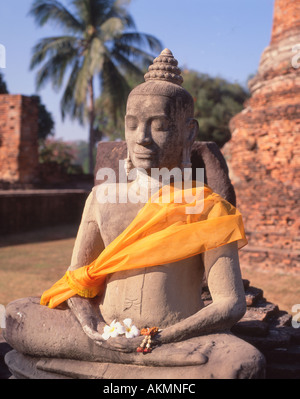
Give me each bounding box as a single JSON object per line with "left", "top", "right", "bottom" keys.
{"left": 186, "top": 118, "right": 199, "bottom": 144}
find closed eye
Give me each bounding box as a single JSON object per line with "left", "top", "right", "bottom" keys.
{"left": 151, "top": 117, "right": 169, "bottom": 131}
{"left": 125, "top": 116, "right": 138, "bottom": 130}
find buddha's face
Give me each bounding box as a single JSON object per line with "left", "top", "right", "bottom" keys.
{"left": 125, "top": 94, "right": 188, "bottom": 173}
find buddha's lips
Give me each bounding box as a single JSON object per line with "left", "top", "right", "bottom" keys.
{"left": 134, "top": 151, "right": 156, "bottom": 158}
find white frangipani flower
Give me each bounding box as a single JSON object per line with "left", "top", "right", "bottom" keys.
{"left": 123, "top": 318, "right": 140, "bottom": 339}
{"left": 102, "top": 320, "right": 125, "bottom": 340}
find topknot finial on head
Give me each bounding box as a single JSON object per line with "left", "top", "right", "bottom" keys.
{"left": 144, "top": 48, "right": 183, "bottom": 86}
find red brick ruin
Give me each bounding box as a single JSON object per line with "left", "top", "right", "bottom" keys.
{"left": 0, "top": 95, "right": 90, "bottom": 234}
{"left": 0, "top": 95, "right": 39, "bottom": 184}
{"left": 224, "top": 0, "right": 300, "bottom": 273}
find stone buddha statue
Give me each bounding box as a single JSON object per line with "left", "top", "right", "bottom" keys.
{"left": 4, "top": 49, "right": 265, "bottom": 379}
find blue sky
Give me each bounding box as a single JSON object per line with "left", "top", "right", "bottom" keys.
{"left": 0, "top": 0, "right": 275, "bottom": 141}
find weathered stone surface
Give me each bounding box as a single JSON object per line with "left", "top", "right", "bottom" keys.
{"left": 270, "top": 311, "right": 292, "bottom": 328}
{"left": 231, "top": 320, "right": 269, "bottom": 337}
{"left": 243, "top": 301, "right": 279, "bottom": 323}
{"left": 237, "top": 328, "right": 291, "bottom": 352}
{"left": 245, "top": 286, "right": 264, "bottom": 307}
{"left": 224, "top": 0, "right": 300, "bottom": 273}
{"left": 5, "top": 333, "right": 266, "bottom": 380}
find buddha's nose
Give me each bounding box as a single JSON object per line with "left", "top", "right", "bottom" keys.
{"left": 136, "top": 123, "right": 152, "bottom": 145}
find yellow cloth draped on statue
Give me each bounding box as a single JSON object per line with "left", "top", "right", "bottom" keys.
{"left": 40, "top": 183, "right": 247, "bottom": 309}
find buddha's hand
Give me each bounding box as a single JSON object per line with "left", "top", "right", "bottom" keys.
{"left": 95, "top": 335, "right": 141, "bottom": 353}
{"left": 96, "top": 328, "right": 166, "bottom": 353}
{"left": 67, "top": 296, "right": 106, "bottom": 342}
{"left": 67, "top": 296, "right": 140, "bottom": 352}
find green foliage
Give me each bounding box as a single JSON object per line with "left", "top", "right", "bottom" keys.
{"left": 182, "top": 70, "right": 249, "bottom": 148}
{"left": 67, "top": 140, "right": 97, "bottom": 174}
{"left": 39, "top": 138, "right": 77, "bottom": 172}
{"left": 0, "top": 72, "right": 8, "bottom": 94}
{"left": 31, "top": 95, "right": 55, "bottom": 140}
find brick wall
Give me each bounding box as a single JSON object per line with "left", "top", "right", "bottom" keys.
{"left": 223, "top": 0, "right": 300, "bottom": 273}
{"left": 0, "top": 95, "right": 39, "bottom": 184}
{"left": 271, "top": 0, "right": 300, "bottom": 44}
{"left": 0, "top": 189, "right": 89, "bottom": 234}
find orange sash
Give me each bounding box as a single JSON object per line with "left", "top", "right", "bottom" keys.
{"left": 40, "top": 184, "right": 247, "bottom": 309}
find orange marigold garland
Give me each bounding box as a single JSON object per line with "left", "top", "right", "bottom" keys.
{"left": 136, "top": 327, "right": 159, "bottom": 353}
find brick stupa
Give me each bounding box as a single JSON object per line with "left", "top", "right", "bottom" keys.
{"left": 224, "top": 0, "right": 300, "bottom": 273}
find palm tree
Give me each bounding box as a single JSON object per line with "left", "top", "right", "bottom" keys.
{"left": 29, "top": 0, "right": 162, "bottom": 174}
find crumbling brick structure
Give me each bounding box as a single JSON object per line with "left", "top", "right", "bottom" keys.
{"left": 0, "top": 94, "right": 39, "bottom": 184}
{"left": 224, "top": 0, "right": 300, "bottom": 273}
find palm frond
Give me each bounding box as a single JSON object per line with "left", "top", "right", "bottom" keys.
{"left": 30, "top": 36, "right": 78, "bottom": 70}
{"left": 73, "top": 56, "right": 90, "bottom": 105}
{"left": 29, "top": 0, "right": 83, "bottom": 32}
{"left": 100, "top": 55, "right": 131, "bottom": 125}
{"left": 107, "top": 0, "right": 136, "bottom": 30}
{"left": 99, "top": 16, "right": 125, "bottom": 41}
{"left": 34, "top": 53, "right": 76, "bottom": 91}
{"left": 87, "top": 36, "right": 106, "bottom": 75}
{"left": 112, "top": 42, "right": 156, "bottom": 69}
{"left": 117, "top": 32, "right": 163, "bottom": 55}
{"left": 72, "top": 0, "right": 112, "bottom": 27}
{"left": 60, "top": 60, "right": 85, "bottom": 123}
{"left": 111, "top": 49, "right": 145, "bottom": 78}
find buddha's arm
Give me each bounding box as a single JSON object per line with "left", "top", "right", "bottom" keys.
{"left": 158, "top": 241, "right": 246, "bottom": 344}
{"left": 66, "top": 191, "right": 107, "bottom": 341}
{"left": 68, "top": 191, "right": 105, "bottom": 272}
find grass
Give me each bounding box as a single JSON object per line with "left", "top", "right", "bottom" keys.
{"left": 0, "top": 224, "right": 299, "bottom": 314}
{"left": 0, "top": 224, "right": 78, "bottom": 306}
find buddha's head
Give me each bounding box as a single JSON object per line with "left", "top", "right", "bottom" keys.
{"left": 125, "top": 49, "right": 198, "bottom": 174}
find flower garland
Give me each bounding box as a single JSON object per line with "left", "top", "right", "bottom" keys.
{"left": 136, "top": 327, "right": 159, "bottom": 354}
{"left": 102, "top": 319, "right": 160, "bottom": 354}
